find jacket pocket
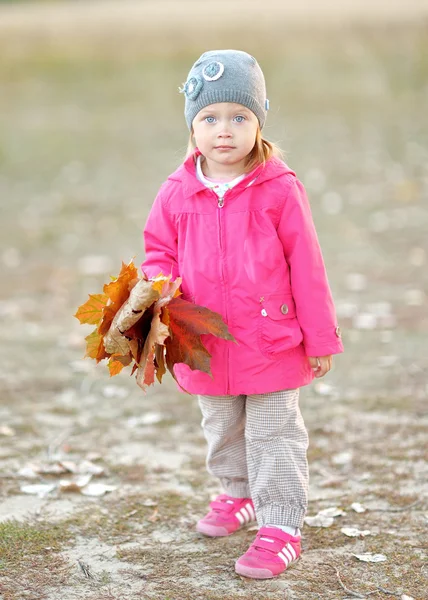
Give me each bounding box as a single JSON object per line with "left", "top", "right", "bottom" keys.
{"left": 257, "top": 293, "right": 303, "bottom": 359}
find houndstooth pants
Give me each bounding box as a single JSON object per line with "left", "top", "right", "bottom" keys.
{"left": 197, "top": 388, "right": 309, "bottom": 529}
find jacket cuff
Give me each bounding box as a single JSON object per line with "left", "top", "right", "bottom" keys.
{"left": 303, "top": 326, "right": 344, "bottom": 357}
{"left": 141, "top": 265, "right": 177, "bottom": 280}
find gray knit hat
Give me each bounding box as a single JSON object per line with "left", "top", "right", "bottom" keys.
{"left": 180, "top": 49, "right": 269, "bottom": 130}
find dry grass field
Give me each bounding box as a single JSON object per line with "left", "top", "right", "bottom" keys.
{"left": 0, "top": 2, "right": 427, "bottom": 599}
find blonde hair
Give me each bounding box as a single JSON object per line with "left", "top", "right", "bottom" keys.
{"left": 185, "top": 126, "right": 283, "bottom": 173}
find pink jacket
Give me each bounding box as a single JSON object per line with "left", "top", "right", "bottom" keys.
{"left": 141, "top": 149, "right": 344, "bottom": 395}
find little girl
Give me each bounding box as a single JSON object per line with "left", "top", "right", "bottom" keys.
{"left": 141, "top": 49, "right": 344, "bottom": 580}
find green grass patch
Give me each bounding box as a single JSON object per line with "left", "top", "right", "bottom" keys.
{"left": 0, "top": 517, "right": 75, "bottom": 600}
{"left": 0, "top": 517, "right": 73, "bottom": 567}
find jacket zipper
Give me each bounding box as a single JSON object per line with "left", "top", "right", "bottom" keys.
{"left": 215, "top": 190, "right": 229, "bottom": 393}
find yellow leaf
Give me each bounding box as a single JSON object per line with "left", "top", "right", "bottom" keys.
{"left": 151, "top": 274, "right": 171, "bottom": 295}
{"left": 108, "top": 353, "right": 132, "bottom": 376}
{"left": 74, "top": 294, "right": 108, "bottom": 325}
{"left": 84, "top": 329, "right": 108, "bottom": 362}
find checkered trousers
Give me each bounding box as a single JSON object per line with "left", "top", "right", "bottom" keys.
{"left": 197, "top": 388, "right": 309, "bottom": 528}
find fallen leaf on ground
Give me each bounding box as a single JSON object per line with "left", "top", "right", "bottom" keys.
{"left": 341, "top": 527, "right": 371, "bottom": 537}
{"left": 331, "top": 451, "right": 352, "bottom": 465}
{"left": 353, "top": 553, "right": 387, "bottom": 562}
{"left": 80, "top": 483, "right": 117, "bottom": 496}
{"left": 17, "top": 465, "right": 42, "bottom": 479}
{"left": 18, "top": 460, "right": 105, "bottom": 478}
{"left": 59, "top": 474, "right": 93, "bottom": 492}
{"left": 60, "top": 460, "right": 105, "bottom": 476}
{"left": 85, "top": 452, "right": 102, "bottom": 461}
{"left": 127, "top": 413, "right": 163, "bottom": 427}
{"left": 148, "top": 507, "right": 159, "bottom": 522}
{"left": 318, "top": 506, "right": 346, "bottom": 517}
{"left": 0, "top": 425, "right": 15, "bottom": 436}
{"left": 142, "top": 499, "right": 158, "bottom": 507}
{"left": 304, "top": 514, "right": 334, "bottom": 527}
{"left": 304, "top": 505, "right": 346, "bottom": 527}
{"left": 351, "top": 502, "right": 367, "bottom": 513}
{"left": 20, "top": 483, "right": 56, "bottom": 497}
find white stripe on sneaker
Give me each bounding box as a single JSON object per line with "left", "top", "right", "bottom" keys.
{"left": 240, "top": 507, "right": 250, "bottom": 523}
{"left": 287, "top": 543, "right": 297, "bottom": 560}
{"left": 235, "top": 511, "right": 245, "bottom": 525}
{"left": 246, "top": 503, "right": 256, "bottom": 521}
{"left": 277, "top": 551, "right": 289, "bottom": 565}
{"left": 282, "top": 546, "right": 293, "bottom": 562}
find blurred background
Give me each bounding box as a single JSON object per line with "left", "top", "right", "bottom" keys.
{"left": 1, "top": 0, "right": 427, "bottom": 402}
{"left": 0, "top": 2, "right": 427, "bottom": 598}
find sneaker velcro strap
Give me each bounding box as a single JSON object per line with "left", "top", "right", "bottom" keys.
{"left": 209, "top": 500, "right": 234, "bottom": 513}
{"left": 254, "top": 534, "right": 284, "bottom": 553}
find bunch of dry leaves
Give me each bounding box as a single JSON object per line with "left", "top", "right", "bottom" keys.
{"left": 74, "top": 260, "right": 235, "bottom": 391}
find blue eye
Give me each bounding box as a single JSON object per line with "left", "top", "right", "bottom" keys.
{"left": 205, "top": 116, "right": 216, "bottom": 123}
{"left": 234, "top": 115, "right": 246, "bottom": 123}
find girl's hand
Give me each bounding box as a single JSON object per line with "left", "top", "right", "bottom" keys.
{"left": 308, "top": 355, "right": 332, "bottom": 378}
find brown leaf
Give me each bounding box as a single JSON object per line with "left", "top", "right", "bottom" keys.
{"left": 114, "top": 279, "right": 160, "bottom": 334}
{"left": 103, "top": 280, "right": 160, "bottom": 356}
{"left": 129, "top": 339, "right": 141, "bottom": 364}
{"left": 164, "top": 297, "right": 236, "bottom": 376}
{"left": 74, "top": 294, "right": 108, "bottom": 325}
{"left": 148, "top": 507, "right": 159, "bottom": 522}
{"left": 103, "top": 316, "right": 133, "bottom": 356}
{"left": 124, "top": 307, "right": 154, "bottom": 341}
{"left": 136, "top": 306, "right": 170, "bottom": 391}
{"left": 155, "top": 343, "right": 166, "bottom": 383}
{"left": 98, "top": 303, "right": 117, "bottom": 336}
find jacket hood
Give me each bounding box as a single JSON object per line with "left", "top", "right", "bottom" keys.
{"left": 167, "top": 148, "right": 296, "bottom": 198}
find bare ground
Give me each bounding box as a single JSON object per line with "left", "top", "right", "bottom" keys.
{"left": 0, "top": 5, "right": 427, "bottom": 600}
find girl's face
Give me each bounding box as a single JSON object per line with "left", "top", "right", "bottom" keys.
{"left": 192, "top": 102, "right": 258, "bottom": 174}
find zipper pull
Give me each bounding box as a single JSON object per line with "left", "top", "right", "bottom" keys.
{"left": 218, "top": 196, "right": 224, "bottom": 208}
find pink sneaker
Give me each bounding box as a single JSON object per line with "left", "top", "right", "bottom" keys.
{"left": 235, "top": 526, "right": 301, "bottom": 579}
{"left": 196, "top": 494, "right": 256, "bottom": 537}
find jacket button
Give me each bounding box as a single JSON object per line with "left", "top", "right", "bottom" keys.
{"left": 261, "top": 308, "right": 267, "bottom": 317}
{"left": 335, "top": 326, "right": 341, "bottom": 337}
{"left": 280, "top": 304, "right": 289, "bottom": 315}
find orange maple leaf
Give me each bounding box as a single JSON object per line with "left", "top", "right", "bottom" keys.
{"left": 74, "top": 294, "right": 108, "bottom": 325}
{"left": 103, "top": 261, "right": 139, "bottom": 306}
{"left": 75, "top": 260, "right": 140, "bottom": 361}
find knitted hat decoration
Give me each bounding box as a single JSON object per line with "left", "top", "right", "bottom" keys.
{"left": 180, "top": 49, "right": 269, "bottom": 130}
